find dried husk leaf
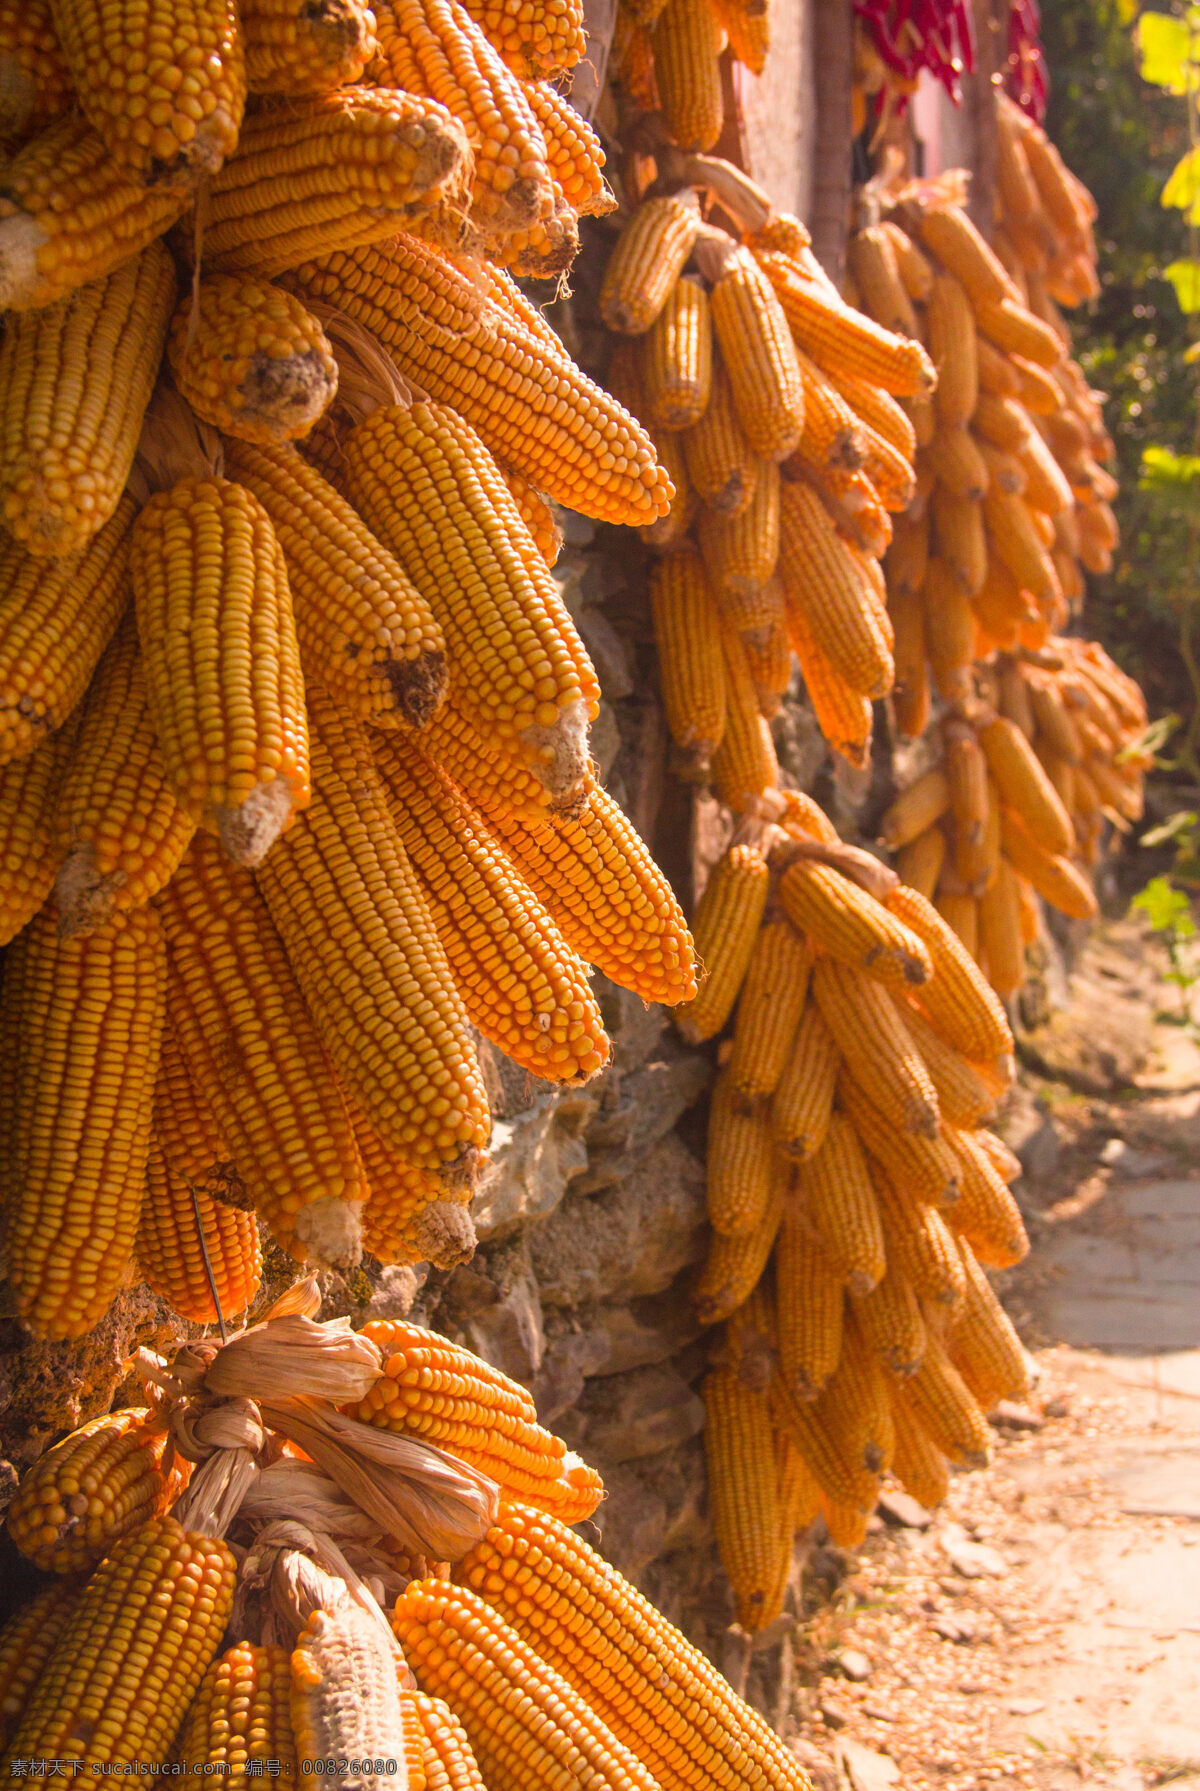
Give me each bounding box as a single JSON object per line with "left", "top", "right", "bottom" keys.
{"left": 259, "top": 1274, "right": 323, "bottom": 1321}
{"left": 203, "top": 1315, "right": 383, "bottom": 1403}
{"left": 769, "top": 834, "right": 900, "bottom": 902}
{"left": 249, "top": 1519, "right": 410, "bottom": 1673}
{"left": 258, "top": 1398, "right": 499, "bottom": 1562}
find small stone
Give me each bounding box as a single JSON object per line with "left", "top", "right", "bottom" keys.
{"left": 1042, "top": 1394, "right": 1070, "bottom": 1419}
{"left": 837, "top": 1739, "right": 901, "bottom": 1791}
{"left": 942, "top": 1524, "right": 1007, "bottom": 1580}
{"left": 1006, "top": 1697, "right": 1045, "bottom": 1716}
{"left": 932, "top": 1611, "right": 978, "bottom": 1644}
{"left": 790, "top": 1741, "right": 838, "bottom": 1791}
{"left": 838, "top": 1648, "right": 874, "bottom": 1682}
{"left": 957, "top": 1681, "right": 985, "bottom": 1695}
{"left": 862, "top": 1704, "right": 894, "bottom": 1723}
{"left": 818, "top": 1696, "right": 853, "bottom": 1730}
{"left": 989, "top": 1401, "right": 1045, "bottom": 1432}
{"left": 877, "top": 1488, "right": 933, "bottom": 1530}
{"left": 1099, "top": 1136, "right": 1127, "bottom": 1166}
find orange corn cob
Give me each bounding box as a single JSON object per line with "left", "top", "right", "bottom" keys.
{"left": 651, "top": 0, "right": 723, "bottom": 149}
{"left": 692, "top": 1182, "right": 785, "bottom": 1326}
{"left": 812, "top": 956, "right": 940, "bottom": 1138}
{"left": 976, "top": 858, "right": 1026, "bottom": 998}
{"left": 890, "top": 884, "right": 1015, "bottom": 1060}
{"left": 6, "top": 1408, "right": 177, "bottom": 1574}
{"left": 772, "top": 999, "right": 840, "bottom": 1161}
{"left": 755, "top": 248, "right": 936, "bottom": 395}
{"left": 778, "top": 478, "right": 893, "bottom": 697}
{"left": 180, "top": 1641, "right": 297, "bottom": 1791}
{"left": 136, "top": 1135, "right": 261, "bottom": 1323}
{"left": 838, "top": 1071, "right": 960, "bottom": 1209}
{"left": 800, "top": 1111, "right": 886, "bottom": 1295}
{"left": 649, "top": 548, "right": 726, "bottom": 773}
{"left": 999, "top": 806, "right": 1097, "bottom": 919}
{"left": 780, "top": 860, "right": 932, "bottom": 990}
{"left": 706, "top": 1072, "right": 776, "bottom": 1236}
{"left": 904, "top": 1334, "right": 993, "bottom": 1470}
{"left": 709, "top": 246, "right": 806, "bottom": 460}
{"left": 853, "top": 1257, "right": 926, "bottom": 1378}
{"left": 675, "top": 843, "right": 769, "bottom": 1043}
{"left": 702, "top": 1363, "right": 784, "bottom": 1631}
{"left": 683, "top": 359, "right": 759, "bottom": 514}
{"left": 642, "top": 275, "right": 713, "bottom": 429}
{"left": 599, "top": 191, "right": 702, "bottom": 334}
{"left": 0, "top": 1581, "right": 83, "bottom": 1752}
{"left": 725, "top": 916, "right": 812, "bottom": 1102}
{"left": 944, "top": 1127, "right": 1030, "bottom": 1268}
{"left": 152, "top": 1030, "right": 246, "bottom": 1211}
{"left": 849, "top": 224, "right": 918, "bottom": 336}
{"left": 0, "top": 0, "right": 72, "bottom": 150}
{"left": 873, "top": 1169, "right": 967, "bottom": 1314}
{"left": 710, "top": 619, "right": 782, "bottom": 804}
{"left": 460, "top": 0, "right": 585, "bottom": 75}
{"left": 0, "top": 729, "right": 68, "bottom": 946}
{"left": 785, "top": 597, "right": 875, "bottom": 767}
{"left": 241, "top": 0, "right": 378, "bottom": 92}
{"left": 947, "top": 1240, "right": 1030, "bottom": 1410}
{"left": 168, "top": 275, "right": 337, "bottom": 445}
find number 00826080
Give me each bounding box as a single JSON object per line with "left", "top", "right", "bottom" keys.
{"left": 300, "top": 1761, "right": 398, "bottom": 1775}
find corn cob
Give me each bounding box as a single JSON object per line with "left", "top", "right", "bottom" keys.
{"left": 895, "top": 826, "right": 946, "bottom": 901}
{"left": 978, "top": 713, "right": 1074, "bottom": 855}
{"left": 239, "top": 0, "right": 376, "bottom": 89}
{"left": 791, "top": 349, "right": 870, "bottom": 471}
{"left": 54, "top": 616, "right": 195, "bottom": 939}
{"left": 945, "top": 724, "right": 991, "bottom": 890}
{"left": 0, "top": 1580, "right": 83, "bottom": 1752}
{"left": 725, "top": 917, "right": 812, "bottom": 1102}
{"left": 3, "top": 902, "right": 165, "bottom": 1340}
{"left": 781, "top": 861, "right": 932, "bottom": 991}
{"left": 838, "top": 1071, "right": 960, "bottom": 1209}
{"left": 706, "top": 1072, "right": 776, "bottom": 1236}
{"left": 0, "top": 498, "right": 134, "bottom": 766}
{"left": 945, "top": 1127, "right": 1029, "bottom": 1268}
{"left": 903, "top": 1334, "right": 992, "bottom": 1470}
{"left": 676, "top": 843, "right": 769, "bottom": 1042}
{"left": 257, "top": 693, "right": 489, "bottom": 1180}
{"left": 999, "top": 806, "right": 1097, "bottom": 919}
{"left": 710, "top": 618, "right": 782, "bottom": 803}
{"left": 778, "top": 479, "right": 894, "bottom": 698}
{"left": 222, "top": 439, "right": 447, "bottom": 729}
{"left": 768, "top": 1207, "right": 839, "bottom": 1401}
{"left": 4, "top": 1516, "right": 235, "bottom": 1767}
{"left": 931, "top": 486, "right": 987, "bottom": 593}
{"left": 489, "top": 784, "right": 697, "bottom": 1006}
{"left": 131, "top": 476, "right": 309, "bottom": 866}
{"left": 460, "top": 0, "right": 584, "bottom": 75}
{"left": 160, "top": 830, "right": 368, "bottom": 1260}
{"left": 153, "top": 1030, "right": 247, "bottom": 1211}
{"left": 976, "top": 858, "right": 1025, "bottom": 998}
{"left": 290, "top": 1599, "right": 410, "bottom": 1787}
{"left": 136, "top": 1135, "right": 261, "bottom": 1323}
{"left": 352, "top": 1320, "right": 602, "bottom": 1519}
{"left": 0, "top": 114, "right": 187, "bottom": 310}
{"left": 0, "top": 244, "right": 172, "bottom": 557}
{"left": 0, "top": 0, "right": 72, "bottom": 149}
{"left": 599, "top": 190, "right": 702, "bottom": 335}
{"left": 649, "top": 548, "right": 727, "bottom": 773}
{"left": 813, "top": 959, "right": 945, "bottom": 1139}
{"left": 849, "top": 225, "right": 919, "bottom": 336}
{"left": 0, "top": 729, "right": 68, "bottom": 946}
{"left": 201, "top": 86, "right": 469, "bottom": 280}
{"left": 918, "top": 204, "right": 1013, "bottom": 309}
{"left": 495, "top": 465, "right": 562, "bottom": 566}
{"left": 889, "top": 582, "right": 929, "bottom": 738}
{"left": 974, "top": 295, "right": 1062, "bottom": 367}
{"left": 711, "top": 0, "right": 769, "bottom": 71}
{"left": 887, "top": 884, "right": 1015, "bottom": 1061}
{"left": 832, "top": 366, "right": 918, "bottom": 465}
{"left": 180, "top": 1641, "right": 297, "bottom": 1791}
{"left": 926, "top": 273, "right": 978, "bottom": 427}
{"left": 772, "top": 999, "right": 840, "bottom": 1161}
{"left": 769, "top": 1359, "right": 879, "bottom": 1515}
{"left": 786, "top": 597, "right": 875, "bottom": 767}
{"left": 683, "top": 359, "right": 759, "bottom": 514}
{"left": 699, "top": 458, "right": 781, "bottom": 604}
{"left": 1019, "top": 426, "right": 1075, "bottom": 515}
{"left": 169, "top": 277, "right": 336, "bottom": 447}
{"left": 370, "top": 0, "right": 553, "bottom": 232}
{"left": 408, "top": 1692, "right": 486, "bottom": 1791}
{"left": 890, "top": 1387, "right": 950, "bottom": 1510}
{"left": 872, "top": 1168, "right": 967, "bottom": 1314}
{"left": 702, "top": 1363, "right": 785, "bottom": 1631}
{"left": 800, "top": 1111, "right": 886, "bottom": 1295}
{"left": 374, "top": 731, "right": 609, "bottom": 1083}
{"left": 6, "top": 1409, "right": 177, "bottom": 1575}
{"left": 852, "top": 1255, "right": 925, "bottom": 1378}
{"left": 755, "top": 248, "right": 935, "bottom": 395}
{"left": 816, "top": 1309, "right": 895, "bottom": 1478}
{"left": 421, "top": 710, "right": 567, "bottom": 833}
{"left": 455, "top": 1502, "right": 813, "bottom": 1791}
{"left": 948, "top": 1241, "right": 1030, "bottom": 1410}
{"left": 901, "top": 1002, "right": 995, "bottom": 1129}
{"left": 879, "top": 220, "right": 933, "bottom": 300}
{"left": 342, "top": 401, "right": 596, "bottom": 795}
{"left": 693, "top": 1181, "right": 784, "bottom": 1325}
{"left": 708, "top": 246, "right": 806, "bottom": 461}
{"left": 641, "top": 274, "right": 712, "bottom": 429}
{"left": 880, "top": 768, "right": 950, "bottom": 850}
{"left": 292, "top": 238, "right": 671, "bottom": 523}
{"left": 650, "top": 0, "right": 723, "bottom": 149}
{"left": 351, "top": 1094, "right": 469, "bottom": 1270}
{"left": 934, "top": 889, "right": 979, "bottom": 956}
{"left": 50, "top": 0, "right": 243, "bottom": 185}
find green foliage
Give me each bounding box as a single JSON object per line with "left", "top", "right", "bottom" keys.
{"left": 1130, "top": 872, "right": 1200, "bottom": 1020}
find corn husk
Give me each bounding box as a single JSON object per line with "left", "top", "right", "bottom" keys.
{"left": 769, "top": 832, "right": 900, "bottom": 903}
{"left": 259, "top": 1397, "right": 499, "bottom": 1563}
{"left": 259, "top": 1274, "right": 323, "bottom": 1321}
{"left": 246, "top": 1519, "right": 409, "bottom": 1672}
{"left": 171, "top": 1399, "right": 264, "bottom": 1536}
{"left": 203, "top": 1314, "right": 383, "bottom": 1403}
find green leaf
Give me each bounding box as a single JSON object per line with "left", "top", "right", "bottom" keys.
{"left": 1164, "top": 146, "right": 1200, "bottom": 208}
{"left": 1136, "top": 10, "right": 1195, "bottom": 92}
{"left": 1141, "top": 807, "right": 1197, "bottom": 848}
{"left": 1131, "top": 874, "right": 1195, "bottom": 933}
{"left": 1140, "top": 445, "right": 1200, "bottom": 485}
{"left": 1162, "top": 258, "right": 1200, "bottom": 311}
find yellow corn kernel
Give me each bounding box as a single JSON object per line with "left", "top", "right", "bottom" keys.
{"left": 698, "top": 456, "right": 781, "bottom": 600}
{"left": 0, "top": 243, "right": 173, "bottom": 557}
{"left": 7, "top": 1409, "right": 178, "bottom": 1575}
{"left": 600, "top": 190, "right": 702, "bottom": 335}
{"left": 0, "top": 730, "right": 67, "bottom": 947}
{"left": 489, "top": 784, "right": 698, "bottom": 1007}
{"left": 702, "top": 1364, "right": 783, "bottom": 1631}
{"left": 370, "top": 0, "right": 552, "bottom": 233}
{"left": 649, "top": 547, "right": 727, "bottom": 774}
{"left": 710, "top": 618, "right": 782, "bottom": 805}
{"left": 352, "top": 1096, "right": 474, "bottom": 1273}
{"left": 289, "top": 235, "right": 672, "bottom": 524}
{"left": 683, "top": 359, "right": 759, "bottom": 515}
{"left": 495, "top": 465, "right": 563, "bottom": 567}
{"left": 3, "top": 901, "right": 165, "bottom": 1340}
{"left": 408, "top": 1691, "right": 486, "bottom": 1791}
{"left": 948, "top": 1239, "right": 1031, "bottom": 1410}
{"left": 169, "top": 276, "right": 336, "bottom": 445}
{"left": 51, "top": 0, "right": 243, "bottom": 185}
{"left": 725, "top": 916, "right": 812, "bottom": 1103}
{"left": 903, "top": 1334, "right": 993, "bottom": 1469}
{"left": 692, "top": 1181, "right": 785, "bottom": 1325}
{"left": 676, "top": 843, "right": 769, "bottom": 1043}
{"left": 202, "top": 88, "right": 470, "bottom": 278}
{"left": 838, "top": 1069, "right": 961, "bottom": 1209}
{"left": 352, "top": 1320, "right": 603, "bottom": 1520}
{"left": 153, "top": 1030, "right": 246, "bottom": 1210}
{"left": 651, "top": 0, "right": 723, "bottom": 149}
{"left": 754, "top": 246, "right": 936, "bottom": 396}
{"left": 130, "top": 476, "right": 309, "bottom": 867}
{"left": 373, "top": 731, "right": 610, "bottom": 1084}
{"left": 255, "top": 691, "right": 491, "bottom": 1181}
{"left": 772, "top": 998, "right": 840, "bottom": 1161}
{"left": 800, "top": 1111, "right": 886, "bottom": 1295}
{"left": 136, "top": 1135, "right": 261, "bottom": 1324}
{"left": 706, "top": 1071, "right": 775, "bottom": 1236}
{"left": 422, "top": 696, "right": 579, "bottom": 825}
{"left": 784, "top": 595, "right": 875, "bottom": 768}
{"left": 158, "top": 827, "right": 369, "bottom": 1263}
{"left": 242, "top": 0, "right": 377, "bottom": 91}
{"left": 0, "top": 0, "right": 72, "bottom": 150}
{"left": 999, "top": 805, "right": 1097, "bottom": 919}
{"left": 641, "top": 275, "right": 712, "bottom": 430}
{"left": 890, "top": 1386, "right": 951, "bottom": 1509}
{"left": 6, "top": 1517, "right": 236, "bottom": 1768}
{"left": 521, "top": 79, "right": 610, "bottom": 214}
{"left": 180, "top": 1642, "right": 297, "bottom": 1791}
{"left": 852, "top": 1257, "right": 926, "bottom": 1378}
{"left": 710, "top": 246, "right": 806, "bottom": 460}
{"left": 0, "top": 1581, "right": 83, "bottom": 1752}
{"left": 55, "top": 614, "right": 195, "bottom": 939}
{"left": 342, "top": 401, "right": 597, "bottom": 797}
{"left": 781, "top": 860, "right": 932, "bottom": 989}
{"left": 944, "top": 1126, "right": 1030, "bottom": 1269}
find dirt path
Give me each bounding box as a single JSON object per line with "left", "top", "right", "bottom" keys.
{"left": 784, "top": 947, "right": 1200, "bottom": 1791}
